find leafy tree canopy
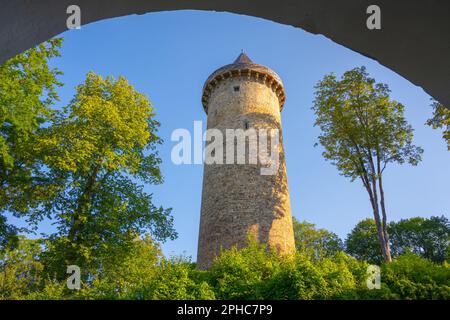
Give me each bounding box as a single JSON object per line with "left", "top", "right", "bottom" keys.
{"left": 426, "top": 100, "right": 450, "bottom": 150}
{"left": 313, "top": 66, "right": 423, "bottom": 180}
{"left": 0, "top": 236, "right": 44, "bottom": 299}
{"left": 32, "top": 72, "right": 176, "bottom": 277}
{"left": 346, "top": 216, "right": 450, "bottom": 264}
{"left": 345, "top": 218, "right": 384, "bottom": 265}
{"left": 312, "top": 66, "right": 423, "bottom": 262}
{"left": 0, "top": 38, "right": 63, "bottom": 248}
{"left": 293, "top": 218, "right": 344, "bottom": 258}
{"left": 389, "top": 215, "right": 449, "bottom": 263}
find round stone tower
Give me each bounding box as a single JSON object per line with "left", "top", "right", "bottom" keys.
{"left": 197, "top": 53, "right": 295, "bottom": 269}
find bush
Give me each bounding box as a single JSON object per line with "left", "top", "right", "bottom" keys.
{"left": 2, "top": 237, "right": 449, "bottom": 300}
{"left": 209, "top": 241, "right": 283, "bottom": 299}
{"left": 139, "top": 257, "right": 215, "bottom": 300}
{"left": 208, "top": 240, "right": 369, "bottom": 300}
{"left": 381, "top": 253, "right": 450, "bottom": 299}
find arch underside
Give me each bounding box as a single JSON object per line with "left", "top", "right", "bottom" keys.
{"left": 1, "top": 0, "right": 449, "bottom": 107}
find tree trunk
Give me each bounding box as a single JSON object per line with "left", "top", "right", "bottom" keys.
{"left": 352, "top": 139, "right": 392, "bottom": 263}
{"left": 367, "top": 153, "right": 392, "bottom": 263}
{"left": 68, "top": 157, "right": 103, "bottom": 243}
{"left": 377, "top": 168, "right": 392, "bottom": 262}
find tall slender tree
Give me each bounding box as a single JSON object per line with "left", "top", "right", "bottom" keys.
{"left": 312, "top": 67, "right": 423, "bottom": 262}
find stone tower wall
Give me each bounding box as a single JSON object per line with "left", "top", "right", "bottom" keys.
{"left": 197, "top": 71, "right": 296, "bottom": 270}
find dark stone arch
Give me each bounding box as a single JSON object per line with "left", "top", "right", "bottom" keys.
{"left": 1, "top": 0, "right": 449, "bottom": 106}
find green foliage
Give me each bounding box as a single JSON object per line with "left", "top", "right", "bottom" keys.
{"left": 293, "top": 218, "right": 344, "bottom": 258}
{"left": 31, "top": 72, "right": 176, "bottom": 279}
{"left": 346, "top": 217, "right": 450, "bottom": 264}
{"left": 202, "top": 242, "right": 448, "bottom": 300}
{"left": 0, "top": 38, "right": 63, "bottom": 245}
{"left": 312, "top": 66, "right": 423, "bottom": 262}
{"left": 0, "top": 42, "right": 177, "bottom": 296}
{"left": 0, "top": 237, "right": 45, "bottom": 299}
{"left": 380, "top": 253, "right": 450, "bottom": 299}
{"left": 263, "top": 251, "right": 368, "bottom": 300}
{"left": 0, "top": 38, "right": 62, "bottom": 173}
{"left": 209, "top": 241, "right": 283, "bottom": 299}
{"left": 345, "top": 219, "right": 383, "bottom": 265}
{"left": 312, "top": 67, "right": 423, "bottom": 181}
{"left": 1, "top": 236, "right": 448, "bottom": 300}
{"left": 79, "top": 236, "right": 163, "bottom": 299}
{"left": 426, "top": 100, "right": 450, "bottom": 150}
{"left": 24, "top": 238, "right": 215, "bottom": 300}
{"left": 208, "top": 239, "right": 368, "bottom": 300}
{"left": 389, "top": 216, "right": 449, "bottom": 263}
{"left": 139, "top": 258, "right": 215, "bottom": 300}
{"left": 25, "top": 281, "right": 68, "bottom": 300}
{"left": 0, "top": 215, "right": 18, "bottom": 250}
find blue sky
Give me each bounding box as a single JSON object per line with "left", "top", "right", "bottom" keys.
{"left": 13, "top": 10, "right": 450, "bottom": 260}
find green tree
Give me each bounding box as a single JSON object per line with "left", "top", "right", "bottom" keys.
{"left": 28, "top": 237, "right": 215, "bottom": 300}
{"left": 426, "top": 100, "right": 450, "bottom": 150}
{"left": 0, "top": 215, "right": 18, "bottom": 250}
{"left": 0, "top": 236, "right": 44, "bottom": 299}
{"left": 389, "top": 216, "right": 449, "bottom": 263}
{"left": 76, "top": 235, "right": 164, "bottom": 299}
{"left": 33, "top": 72, "right": 176, "bottom": 278}
{"left": 346, "top": 216, "right": 450, "bottom": 264}
{"left": 0, "top": 38, "right": 62, "bottom": 245}
{"left": 312, "top": 67, "right": 423, "bottom": 262}
{"left": 345, "top": 218, "right": 383, "bottom": 265}
{"left": 293, "top": 218, "right": 343, "bottom": 258}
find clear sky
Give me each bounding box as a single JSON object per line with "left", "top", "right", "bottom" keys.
{"left": 12, "top": 10, "right": 450, "bottom": 260}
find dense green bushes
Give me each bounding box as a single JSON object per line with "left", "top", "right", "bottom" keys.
{"left": 208, "top": 241, "right": 367, "bottom": 300}
{"left": 380, "top": 253, "right": 450, "bottom": 299}
{"left": 1, "top": 237, "right": 448, "bottom": 300}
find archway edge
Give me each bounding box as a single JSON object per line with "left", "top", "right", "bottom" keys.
{"left": 1, "top": 0, "right": 449, "bottom": 106}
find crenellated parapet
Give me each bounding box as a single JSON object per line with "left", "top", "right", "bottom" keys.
{"left": 201, "top": 53, "right": 285, "bottom": 114}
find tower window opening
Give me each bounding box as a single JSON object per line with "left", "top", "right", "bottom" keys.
{"left": 244, "top": 120, "right": 250, "bottom": 130}
{"left": 233, "top": 85, "right": 240, "bottom": 92}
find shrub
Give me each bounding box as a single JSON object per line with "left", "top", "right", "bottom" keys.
{"left": 209, "top": 241, "right": 282, "bottom": 299}
{"left": 381, "top": 253, "right": 450, "bottom": 299}
{"left": 208, "top": 240, "right": 369, "bottom": 300}
{"left": 2, "top": 237, "right": 449, "bottom": 300}
{"left": 140, "top": 257, "right": 215, "bottom": 300}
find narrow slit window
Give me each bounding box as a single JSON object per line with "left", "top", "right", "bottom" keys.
{"left": 244, "top": 120, "right": 250, "bottom": 130}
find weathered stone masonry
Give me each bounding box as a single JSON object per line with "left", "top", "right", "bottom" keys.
{"left": 196, "top": 53, "right": 296, "bottom": 269}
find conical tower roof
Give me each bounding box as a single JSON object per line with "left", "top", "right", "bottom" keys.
{"left": 233, "top": 52, "right": 253, "bottom": 64}
{"left": 202, "top": 53, "right": 285, "bottom": 113}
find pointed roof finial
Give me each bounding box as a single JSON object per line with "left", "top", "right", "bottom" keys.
{"left": 234, "top": 51, "right": 252, "bottom": 64}
{"left": 202, "top": 52, "right": 285, "bottom": 113}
